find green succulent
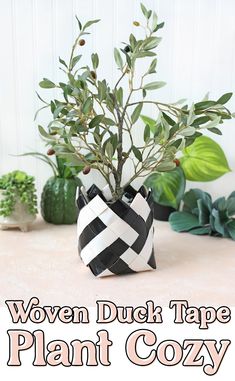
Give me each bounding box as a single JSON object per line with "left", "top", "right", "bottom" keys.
{"left": 169, "top": 188, "right": 235, "bottom": 240}
{"left": 0, "top": 171, "right": 38, "bottom": 217}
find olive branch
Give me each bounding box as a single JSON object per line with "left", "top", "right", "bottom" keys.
{"left": 37, "top": 3, "right": 233, "bottom": 200}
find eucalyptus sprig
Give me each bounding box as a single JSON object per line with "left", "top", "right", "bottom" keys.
{"left": 37, "top": 3, "right": 233, "bottom": 200}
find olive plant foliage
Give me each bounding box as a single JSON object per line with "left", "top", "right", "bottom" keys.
{"left": 37, "top": 3, "right": 232, "bottom": 200}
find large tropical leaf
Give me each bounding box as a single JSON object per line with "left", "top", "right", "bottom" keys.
{"left": 180, "top": 136, "right": 230, "bottom": 181}
{"left": 144, "top": 167, "right": 185, "bottom": 208}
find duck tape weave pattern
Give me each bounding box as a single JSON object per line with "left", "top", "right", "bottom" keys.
{"left": 77, "top": 185, "right": 156, "bottom": 277}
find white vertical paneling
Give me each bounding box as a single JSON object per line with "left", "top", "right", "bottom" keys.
{"left": 0, "top": 0, "right": 235, "bottom": 199}
{"left": 11, "top": 0, "right": 38, "bottom": 176}
{"left": 0, "top": 1, "right": 20, "bottom": 171}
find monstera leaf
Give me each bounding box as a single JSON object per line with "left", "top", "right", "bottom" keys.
{"left": 180, "top": 136, "right": 231, "bottom": 181}
{"left": 144, "top": 167, "right": 185, "bottom": 209}
{"left": 169, "top": 188, "right": 235, "bottom": 240}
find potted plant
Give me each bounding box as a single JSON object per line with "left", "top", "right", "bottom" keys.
{"left": 36, "top": 3, "right": 233, "bottom": 276}
{"left": 144, "top": 133, "right": 231, "bottom": 221}
{"left": 21, "top": 152, "right": 83, "bottom": 224}
{"left": 169, "top": 188, "right": 235, "bottom": 240}
{"left": 0, "top": 171, "right": 37, "bottom": 232}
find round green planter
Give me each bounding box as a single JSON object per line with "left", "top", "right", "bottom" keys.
{"left": 41, "top": 177, "right": 81, "bottom": 224}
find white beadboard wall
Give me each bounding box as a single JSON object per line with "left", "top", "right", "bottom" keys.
{"left": 0, "top": 0, "right": 235, "bottom": 199}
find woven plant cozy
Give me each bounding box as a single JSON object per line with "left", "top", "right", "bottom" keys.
{"left": 77, "top": 184, "right": 156, "bottom": 277}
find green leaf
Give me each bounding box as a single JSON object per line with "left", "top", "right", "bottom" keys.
{"left": 59, "top": 57, "right": 68, "bottom": 68}
{"left": 97, "top": 80, "right": 107, "bottom": 101}
{"left": 156, "top": 161, "right": 176, "bottom": 172}
{"left": 191, "top": 116, "right": 210, "bottom": 126}
{"left": 143, "top": 81, "right": 166, "bottom": 90}
{"left": 211, "top": 209, "right": 225, "bottom": 236}
{"left": 89, "top": 115, "right": 104, "bottom": 129}
{"left": 39, "top": 78, "right": 56, "bottom": 89}
{"left": 195, "top": 100, "right": 216, "bottom": 110}
{"left": 183, "top": 189, "right": 212, "bottom": 213}
{"left": 147, "top": 58, "right": 157, "bottom": 74}
{"left": 83, "top": 19, "right": 100, "bottom": 30}
{"left": 129, "top": 34, "right": 137, "bottom": 50}
{"left": 131, "top": 104, "right": 143, "bottom": 124}
{"left": 189, "top": 226, "right": 211, "bottom": 235}
{"left": 36, "top": 91, "right": 48, "bottom": 105}
{"left": 229, "top": 191, "right": 235, "bottom": 199}
{"left": 180, "top": 136, "right": 231, "bottom": 181}
{"left": 38, "top": 125, "right": 56, "bottom": 140}
{"left": 75, "top": 16, "right": 82, "bottom": 30}
{"left": 197, "top": 198, "right": 210, "bottom": 225}
{"left": 204, "top": 116, "right": 221, "bottom": 130}
{"left": 82, "top": 97, "right": 93, "bottom": 114}
{"left": 144, "top": 167, "right": 185, "bottom": 208}
{"left": 156, "top": 22, "right": 165, "bottom": 31}
{"left": 53, "top": 104, "right": 64, "bottom": 119}
{"left": 109, "top": 133, "right": 118, "bottom": 152}
{"left": 226, "top": 220, "right": 235, "bottom": 240}
{"left": 144, "top": 124, "right": 150, "bottom": 142}
{"left": 143, "top": 36, "right": 161, "bottom": 50}
{"left": 105, "top": 142, "right": 114, "bottom": 158}
{"left": 71, "top": 55, "right": 82, "bottom": 70}
{"left": 169, "top": 123, "right": 180, "bottom": 138}
{"left": 169, "top": 211, "right": 201, "bottom": 232}
{"left": 91, "top": 53, "right": 99, "bottom": 69}
{"left": 132, "top": 146, "right": 142, "bottom": 162}
{"left": 180, "top": 127, "right": 196, "bottom": 137}
{"left": 226, "top": 197, "right": 235, "bottom": 216}
{"left": 57, "top": 153, "right": 84, "bottom": 167}
{"left": 135, "top": 51, "right": 157, "bottom": 58}
{"left": 140, "top": 115, "right": 156, "bottom": 134}
{"left": 217, "top": 92, "right": 233, "bottom": 105}
{"left": 140, "top": 3, "right": 149, "bottom": 18}
{"left": 114, "top": 48, "right": 123, "bottom": 70}
{"left": 162, "top": 112, "right": 175, "bottom": 126}
{"left": 209, "top": 127, "right": 222, "bottom": 135}
{"left": 103, "top": 117, "right": 116, "bottom": 126}
{"left": 152, "top": 12, "right": 158, "bottom": 32}
{"left": 116, "top": 87, "right": 123, "bottom": 107}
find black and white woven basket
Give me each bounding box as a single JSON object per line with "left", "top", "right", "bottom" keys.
{"left": 77, "top": 184, "right": 156, "bottom": 277}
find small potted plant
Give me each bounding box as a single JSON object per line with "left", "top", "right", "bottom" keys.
{"left": 169, "top": 188, "right": 235, "bottom": 240}
{"left": 36, "top": 3, "right": 233, "bottom": 276}
{"left": 0, "top": 171, "right": 37, "bottom": 232}
{"left": 144, "top": 134, "right": 231, "bottom": 221}
{"left": 21, "top": 152, "right": 83, "bottom": 224}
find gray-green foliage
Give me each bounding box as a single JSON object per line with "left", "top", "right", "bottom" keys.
{"left": 36, "top": 3, "right": 233, "bottom": 200}
{"left": 0, "top": 171, "right": 38, "bottom": 217}
{"left": 169, "top": 189, "right": 235, "bottom": 240}
{"left": 20, "top": 153, "right": 84, "bottom": 180}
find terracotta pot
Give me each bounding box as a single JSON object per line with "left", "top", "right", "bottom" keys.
{"left": 0, "top": 190, "right": 36, "bottom": 232}
{"left": 77, "top": 185, "right": 156, "bottom": 277}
